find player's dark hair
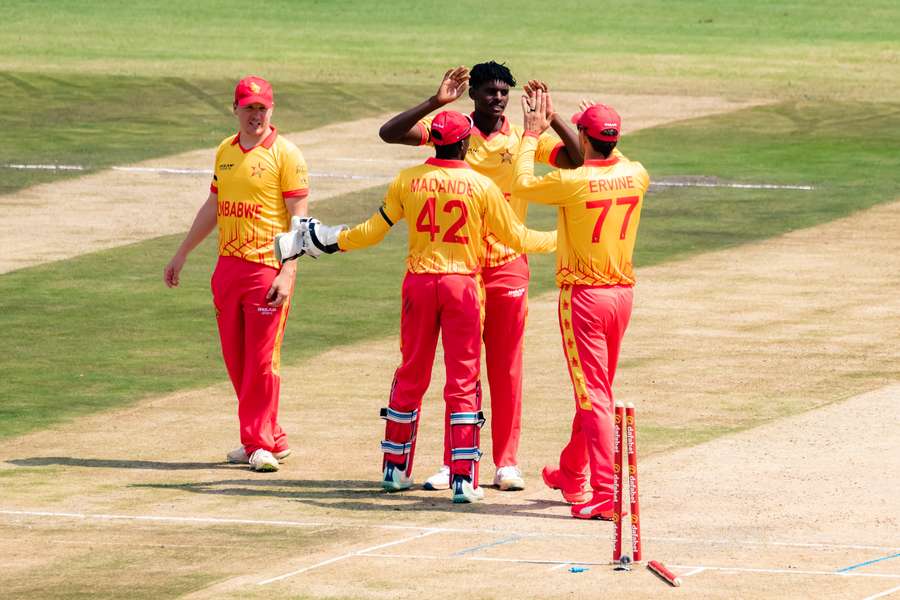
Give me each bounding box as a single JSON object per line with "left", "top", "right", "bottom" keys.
{"left": 469, "top": 61, "right": 516, "bottom": 89}
{"left": 583, "top": 130, "right": 618, "bottom": 158}
{"left": 435, "top": 140, "right": 466, "bottom": 160}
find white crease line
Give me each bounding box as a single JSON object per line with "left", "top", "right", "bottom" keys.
{"left": 3, "top": 509, "right": 897, "bottom": 552}
{"left": 669, "top": 564, "right": 900, "bottom": 580}
{"left": 359, "top": 552, "right": 604, "bottom": 567}
{"left": 548, "top": 562, "right": 571, "bottom": 571}
{"left": 680, "top": 567, "right": 706, "bottom": 577}
{"left": 863, "top": 584, "right": 900, "bottom": 600}
{"left": 258, "top": 529, "right": 441, "bottom": 585}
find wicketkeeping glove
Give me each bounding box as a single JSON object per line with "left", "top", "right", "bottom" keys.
{"left": 273, "top": 216, "right": 312, "bottom": 264}
{"left": 303, "top": 219, "right": 348, "bottom": 258}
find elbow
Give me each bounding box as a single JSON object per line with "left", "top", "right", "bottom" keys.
{"left": 379, "top": 125, "right": 399, "bottom": 144}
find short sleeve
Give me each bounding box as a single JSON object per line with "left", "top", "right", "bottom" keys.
{"left": 535, "top": 131, "right": 564, "bottom": 167}
{"left": 417, "top": 116, "right": 435, "bottom": 147}
{"left": 280, "top": 144, "right": 310, "bottom": 199}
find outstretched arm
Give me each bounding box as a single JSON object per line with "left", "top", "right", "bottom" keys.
{"left": 379, "top": 66, "right": 469, "bottom": 145}
{"left": 164, "top": 192, "right": 217, "bottom": 288}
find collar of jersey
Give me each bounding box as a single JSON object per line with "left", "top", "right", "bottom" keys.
{"left": 469, "top": 113, "right": 510, "bottom": 140}
{"left": 426, "top": 157, "right": 471, "bottom": 169}
{"left": 584, "top": 156, "right": 620, "bottom": 167}
{"left": 231, "top": 126, "right": 278, "bottom": 153}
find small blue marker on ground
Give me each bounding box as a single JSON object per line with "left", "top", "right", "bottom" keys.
{"left": 569, "top": 566, "right": 589, "bottom": 573}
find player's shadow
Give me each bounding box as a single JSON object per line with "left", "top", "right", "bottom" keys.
{"left": 133, "top": 478, "right": 576, "bottom": 520}
{"left": 8, "top": 456, "right": 231, "bottom": 471}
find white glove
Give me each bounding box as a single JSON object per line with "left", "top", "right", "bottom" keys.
{"left": 303, "top": 219, "right": 348, "bottom": 258}
{"left": 273, "top": 217, "right": 313, "bottom": 264}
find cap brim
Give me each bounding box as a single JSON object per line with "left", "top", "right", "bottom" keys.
{"left": 571, "top": 111, "right": 584, "bottom": 125}
{"left": 237, "top": 95, "right": 273, "bottom": 108}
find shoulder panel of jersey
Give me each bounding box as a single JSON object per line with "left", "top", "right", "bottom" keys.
{"left": 213, "top": 127, "right": 303, "bottom": 268}
{"left": 554, "top": 156, "right": 648, "bottom": 288}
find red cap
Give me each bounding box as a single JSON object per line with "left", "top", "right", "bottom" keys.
{"left": 234, "top": 76, "right": 273, "bottom": 108}
{"left": 430, "top": 111, "right": 473, "bottom": 145}
{"left": 571, "top": 104, "right": 621, "bottom": 141}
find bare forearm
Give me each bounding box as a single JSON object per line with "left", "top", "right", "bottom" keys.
{"left": 549, "top": 114, "right": 583, "bottom": 168}
{"left": 379, "top": 96, "right": 443, "bottom": 144}
{"left": 175, "top": 194, "right": 217, "bottom": 258}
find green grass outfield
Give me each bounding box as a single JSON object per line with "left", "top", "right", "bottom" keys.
{"left": 1, "top": 2, "right": 898, "bottom": 442}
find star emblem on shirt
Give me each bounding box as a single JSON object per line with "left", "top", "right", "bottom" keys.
{"left": 251, "top": 163, "right": 265, "bottom": 178}
{"left": 500, "top": 149, "right": 513, "bottom": 163}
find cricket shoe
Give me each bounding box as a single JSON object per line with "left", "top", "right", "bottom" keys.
{"left": 422, "top": 465, "right": 450, "bottom": 490}
{"left": 382, "top": 463, "right": 413, "bottom": 492}
{"left": 451, "top": 474, "right": 485, "bottom": 504}
{"left": 227, "top": 445, "right": 292, "bottom": 464}
{"left": 248, "top": 449, "right": 279, "bottom": 472}
{"left": 541, "top": 465, "right": 590, "bottom": 504}
{"left": 493, "top": 465, "right": 525, "bottom": 491}
{"left": 571, "top": 492, "right": 614, "bottom": 520}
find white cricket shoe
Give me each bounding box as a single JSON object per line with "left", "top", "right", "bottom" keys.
{"left": 493, "top": 465, "right": 525, "bottom": 491}
{"left": 452, "top": 475, "right": 485, "bottom": 504}
{"left": 248, "top": 449, "right": 279, "bottom": 472}
{"left": 422, "top": 465, "right": 451, "bottom": 490}
{"left": 227, "top": 445, "right": 291, "bottom": 464}
{"left": 382, "top": 463, "right": 413, "bottom": 492}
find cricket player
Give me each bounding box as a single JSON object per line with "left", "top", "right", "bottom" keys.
{"left": 378, "top": 62, "right": 583, "bottom": 492}
{"left": 276, "top": 111, "right": 556, "bottom": 503}
{"left": 512, "top": 91, "right": 649, "bottom": 519}
{"left": 164, "top": 76, "right": 309, "bottom": 472}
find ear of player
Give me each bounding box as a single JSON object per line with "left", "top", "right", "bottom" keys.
{"left": 274, "top": 216, "right": 348, "bottom": 263}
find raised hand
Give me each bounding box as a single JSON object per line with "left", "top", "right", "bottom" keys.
{"left": 435, "top": 66, "right": 470, "bottom": 105}
{"left": 521, "top": 89, "right": 551, "bottom": 134}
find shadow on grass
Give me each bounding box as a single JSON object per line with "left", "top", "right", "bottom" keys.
{"left": 8, "top": 456, "right": 230, "bottom": 470}
{"left": 132, "top": 479, "right": 580, "bottom": 521}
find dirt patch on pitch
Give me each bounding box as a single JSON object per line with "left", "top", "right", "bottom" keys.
{"left": 1, "top": 199, "right": 898, "bottom": 598}
{"left": 0, "top": 92, "right": 760, "bottom": 273}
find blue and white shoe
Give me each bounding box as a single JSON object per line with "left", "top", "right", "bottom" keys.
{"left": 382, "top": 463, "right": 413, "bottom": 492}
{"left": 452, "top": 474, "right": 485, "bottom": 503}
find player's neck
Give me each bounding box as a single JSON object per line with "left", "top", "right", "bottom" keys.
{"left": 471, "top": 111, "right": 504, "bottom": 135}
{"left": 239, "top": 126, "right": 273, "bottom": 149}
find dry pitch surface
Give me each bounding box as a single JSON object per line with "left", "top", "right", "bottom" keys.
{"left": 1, "top": 94, "right": 899, "bottom": 599}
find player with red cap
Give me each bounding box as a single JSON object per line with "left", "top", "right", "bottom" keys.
{"left": 164, "top": 76, "right": 310, "bottom": 472}
{"left": 378, "top": 62, "right": 584, "bottom": 493}
{"left": 275, "top": 110, "right": 556, "bottom": 503}
{"left": 513, "top": 90, "right": 649, "bottom": 519}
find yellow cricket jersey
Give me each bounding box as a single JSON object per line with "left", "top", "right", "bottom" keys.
{"left": 337, "top": 158, "right": 556, "bottom": 274}
{"left": 418, "top": 114, "right": 563, "bottom": 267}
{"left": 513, "top": 133, "right": 649, "bottom": 287}
{"left": 210, "top": 127, "right": 309, "bottom": 269}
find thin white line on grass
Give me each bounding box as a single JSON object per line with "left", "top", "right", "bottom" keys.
{"left": 650, "top": 181, "right": 814, "bottom": 191}
{"left": 3, "top": 509, "right": 897, "bottom": 553}
{"left": 1, "top": 162, "right": 813, "bottom": 189}
{"left": 257, "top": 529, "right": 441, "bottom": 585}
{"left": 863, "top": 584, "right": 900, "bottom": 600}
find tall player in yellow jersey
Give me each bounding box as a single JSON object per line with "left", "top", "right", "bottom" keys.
{"left": 164, "top": 76, "right": 309, "bottom": 473}
{"left": 513, "top": 91, "right": 649, "bottom": 520}
{"left": 379, "top": 62, "right": 584, "bottom": 492}
{"left": 278, "top": 111, "right": 555, "bottom": 503}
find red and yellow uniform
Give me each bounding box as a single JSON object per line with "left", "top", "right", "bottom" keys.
{"left": 417, "top": 114, "right": 562, "bottom": 470}
{"left": 210, "top": 127, "right": 309, "bottom": 456}
{"left": 514, "top": 131, "right": 649, "bottom": 501}
{"left": 337, "top": 157, "right": 554, "bottom": 482}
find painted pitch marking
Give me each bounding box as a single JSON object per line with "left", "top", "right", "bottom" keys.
{"left": 453, "top": 534, "right": 520, "bottom": 556}
{"left": 680, "top": 566, "right": 707, "bottom": 578}
{"left": 838, "top": 553, "right": 900, "bottom": 573}
{"left": 3, "top": 509, "right": 897, "bottom": 553}
{"left": 862, "top": 584, "right": 900, "bottom": 600}
{"left": 257, "top": 529, "right": 441, "bottom": 585}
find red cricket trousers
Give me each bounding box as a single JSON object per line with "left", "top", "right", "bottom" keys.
{"left": 556, "top": 285, "right": 633, "bottom": 496}
{"left": 439, "top": 255, "right": 529, "bottom": 469}
{"left": 383, "top": 272, "right": 484, "bottom": 479}
{"left": 211, "top": 256, "right": 291, "bottom": 456}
